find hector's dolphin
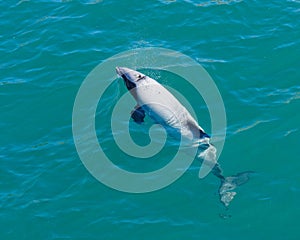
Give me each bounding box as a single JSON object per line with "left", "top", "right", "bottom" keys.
{"left": 116, "top": 66, "right": 251, "bottom": 207}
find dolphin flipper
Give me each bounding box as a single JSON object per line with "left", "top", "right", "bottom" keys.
{"left": 131, "top": 105, "right": 146, "bottom": 124}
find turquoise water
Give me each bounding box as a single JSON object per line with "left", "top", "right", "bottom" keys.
{"left": 1, "top": 0, "right": 300, "bottom": 239}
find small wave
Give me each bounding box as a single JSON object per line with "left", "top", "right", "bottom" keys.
{"left": 196, "top": 57, "right": 228, "bottom": 63}
{"left": 283, "top": 128, "right": 298, "bottom": 137}
{"left": 0, "top": 78, "right": 27, "bottom": 86}
{"left": 233, "top": 119, "right": 277, "bottom": 134}
{"left": 232, "top": 86, "right": 300, "bottom": 107}
{"left": 194, "top": 0, "right": 243, "bottom": 7}
{"left": 159, "top": 0, "right": 243, "bottom": 7}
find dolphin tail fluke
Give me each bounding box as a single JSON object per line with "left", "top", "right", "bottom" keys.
{"left": 197, "top": 143, "right": 254, "bottom": 207}
{"left": 218, "top": 171, "right": 254, "bottom": 207}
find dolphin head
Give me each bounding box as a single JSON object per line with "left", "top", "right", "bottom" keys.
{"left": 116, "top": 67, "right": 147, "bottom": 91}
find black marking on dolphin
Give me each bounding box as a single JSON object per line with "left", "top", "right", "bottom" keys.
{"left": 122, "top": 74, "right": 136, "bottom": 91}
{"left": 199, "top": 130, "right": 210, "bottom": 139}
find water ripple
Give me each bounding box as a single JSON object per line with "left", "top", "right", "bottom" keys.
{"left": 231, "top": 86, "right": 300, "bottom": 107}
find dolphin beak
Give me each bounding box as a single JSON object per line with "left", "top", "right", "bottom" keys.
{"left": 116, "top": 66, "right": 124, "bottom": 77}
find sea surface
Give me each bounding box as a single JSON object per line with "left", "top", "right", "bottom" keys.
{"left": 1, "top": 0, "right": 300, "bottom": 239}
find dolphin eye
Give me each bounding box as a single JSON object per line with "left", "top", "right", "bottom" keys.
{"left": 137, "top": 74, "right": 141, "bottom": 78}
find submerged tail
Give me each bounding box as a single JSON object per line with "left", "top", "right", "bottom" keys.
{"left": 197, "top": 143, "right": 253, "bottom": 207}
{"left": 213, "top": 164, "right": 253, "bottom": 207}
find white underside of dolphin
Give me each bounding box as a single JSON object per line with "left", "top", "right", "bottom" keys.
{"left": 116, "top": 66, "right": 252, "bottom": 208}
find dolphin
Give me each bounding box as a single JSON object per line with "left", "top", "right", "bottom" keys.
{"left": 116, "top": 66, "right": 251, "bottom": 207}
